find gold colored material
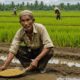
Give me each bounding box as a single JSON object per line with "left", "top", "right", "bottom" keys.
{"left": 0, "top": 68, "right": 25, "bottom": 77}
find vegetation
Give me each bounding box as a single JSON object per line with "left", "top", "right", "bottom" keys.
{"left": 0, "top": 0, "right": 80, "bottom": 11}
{"left": 0, "top": 11, "right": 80, "bottom": 47}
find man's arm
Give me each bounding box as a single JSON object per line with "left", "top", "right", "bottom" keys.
{"left": 0, "top": 52, "right": 14, "bottom": 70}
{"left": 32, "top": 48, "right": 50, "bottom": 66}
{"left": 25, "top": 24, "right": 54, "bottom": 71}
{"left": 25, "top": 48, "right": 50, "bottom": 71}
{"left": 35, "top": 48, "right": 50, "bottom": 61}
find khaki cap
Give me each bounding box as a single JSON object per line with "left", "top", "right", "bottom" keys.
{"left": 19, "top": 10, "right": 33, "bottom": 17}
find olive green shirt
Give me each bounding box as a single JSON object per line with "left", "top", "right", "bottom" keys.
{"left": 9, "top": 23, "right": 54, "bottom": 54}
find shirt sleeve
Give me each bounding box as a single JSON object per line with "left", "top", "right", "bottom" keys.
{"left": 9, "top": 29, "right": 22, "bottom": 55}
{"left": 40, "top": 24, "right": 54, "bottom": 48}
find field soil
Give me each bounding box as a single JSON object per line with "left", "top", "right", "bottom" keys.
{"left": 0, "top": 43, "right": 80, "bottom": 80}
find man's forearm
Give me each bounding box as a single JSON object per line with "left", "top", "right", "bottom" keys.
{"left": 3, "top": 52, "right": 14, "bottom": 68}
{"left": 35, "top": 48, "right": 50, "bottom": 62}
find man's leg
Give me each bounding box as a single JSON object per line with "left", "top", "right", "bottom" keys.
{"left": 56, "top": 15, "right": 58, "bottom": 20}
{"left": 15, "top": 46, "right": 32, "bottom": 68}
{"left": 59, "top": 15, "right": 61, "bottom": 20}
{"left": 57, "top": 15, "right": 60, "bottom": 20}
{"left": 37, "top": 48, "right": 54, "bottom": 72}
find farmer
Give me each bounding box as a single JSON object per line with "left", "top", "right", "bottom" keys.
{"left": 13, "top": 7, "right": 17, "bottom": 15}
{"left": 54, "top": 6, "right": 61, "bottom": 20}
{"left": 0, "top": 10, "right": 54, "bottom": 73}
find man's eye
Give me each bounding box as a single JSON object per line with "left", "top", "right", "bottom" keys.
{"left": 21, "top": 19, "right": 30, "bottom": 22}
{"left": 21, "top": 20, "right": 25, "bottom": 22}
{"left": 26, "top": 19, "right": 30, "bottom": 21}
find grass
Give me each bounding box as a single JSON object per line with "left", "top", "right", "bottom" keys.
{"left": 0, "top": 10, "right": 80, "bottom": 47}
{"left": 0, "top": 10, "right": 80, "bottom": 16}
{"left": 46, "top": 26, "right": 80, "bottom": 47}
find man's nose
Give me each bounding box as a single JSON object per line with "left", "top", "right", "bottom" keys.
{"left": 24, "top": 21, "right": 28, "bottom": 25}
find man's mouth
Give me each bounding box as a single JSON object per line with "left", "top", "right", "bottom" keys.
{"left": 24, "top": 26, "right": 31, "bottom": 31}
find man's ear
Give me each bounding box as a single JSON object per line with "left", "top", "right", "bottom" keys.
{"left": 33, "top": 18, "right": 35, "bottom": 22}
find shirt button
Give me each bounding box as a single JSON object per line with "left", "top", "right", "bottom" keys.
{"left": 28, "top": 48, "right": 31, "bottom": 52}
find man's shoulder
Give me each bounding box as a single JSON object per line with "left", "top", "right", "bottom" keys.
{"left": 34, "top": 23, "right": 47, "bottom": 34}
{"left": 34, "top": 23, "right": 45, "bottom": 29}
{"left": 16, "top": 28, "right": 24, "bottom": 35}
{"left": 17, "top": 28, "right": 23, "bottom": 32}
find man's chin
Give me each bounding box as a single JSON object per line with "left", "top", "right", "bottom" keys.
{"left": 25, "top": 29, "right": 31, "bottom": 33}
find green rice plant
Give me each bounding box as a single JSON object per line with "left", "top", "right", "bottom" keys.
{"left": 0, "top": 11, "right": 80, "bottom": 47}
{"left": 45, "top": 26, "right": 80, "bottom": 47}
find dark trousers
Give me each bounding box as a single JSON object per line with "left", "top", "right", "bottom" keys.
{"left": 56, "top": 15, "right": 60, "bottom": 20}
{"left": 15, "top": 46, "right": 54, "bottom": 70}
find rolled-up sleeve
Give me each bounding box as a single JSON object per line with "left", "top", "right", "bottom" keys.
{"left": 40, "top": 25, "right": 54, "bottom": 48}
{"left": 9, "top": 29, "right": 22, "bottom": 55}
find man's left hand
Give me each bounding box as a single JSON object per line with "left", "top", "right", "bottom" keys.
{"left": 30, "top": 59, "right": 38, "bottom": 68}
{"left": 24, "top": 59, "right": 38, "bottom": 71}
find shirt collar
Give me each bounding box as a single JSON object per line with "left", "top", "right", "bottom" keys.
{"left": 33, "top": 23, "right": 37, "bottom": 34}
{"left": 22, "top": 23, "right": 38, "bottom": 34}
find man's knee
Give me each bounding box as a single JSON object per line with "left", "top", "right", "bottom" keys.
{"left": 48, "top": 48, "right": 54, "bottom": 58}
{"left": 37, "top": 48, "right": 54, "bottom": 70}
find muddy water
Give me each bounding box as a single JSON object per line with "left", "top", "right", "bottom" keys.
{"left": 0, "top": 54, "right": 80, "bottom": 80}
{"left": 49, "top": 58, "right": 80, "bottom": 67}
{"left": 57, "top": 77, "right": 80, "bottom": 80}
{"left": 0, "top": 55, "right": 20, "bottom": 64}
{"left": 1, "top": 55, "right": 80, "bottom": 67}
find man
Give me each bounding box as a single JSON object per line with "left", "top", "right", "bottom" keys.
{"left": 54, "top": 6, "right": 61, "bottom": 20}
{"left": 13, "top": 7, "right": 17, "bottom": 15}
{"left": 0, "top": 10, "right": 54, "bottom": 73}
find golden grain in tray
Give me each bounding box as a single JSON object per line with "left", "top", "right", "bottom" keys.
{"left": 0, "top": 68, "right": 24, "bottom": 77}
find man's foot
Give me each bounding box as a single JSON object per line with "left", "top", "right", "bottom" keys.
{"left": 24, "top": 68, "right": 38, "bottom": 75}
{"left": 36, "top": 68, "right": 46, "bottom": 74}
{"left": 39, "top": 68, "right": 46, "bottom": 73}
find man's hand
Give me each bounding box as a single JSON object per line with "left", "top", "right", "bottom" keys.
{"left": 25, "top": 48, "right": 50, "bottom": 72}
{"left": 0, "top": 52, "right": 14, "bottom": 71}
{"left": 24, "top": 59, "right": 38, "bottom": 72}
{"left": 30, "top": 59, "right": 38, "bottom": 68}
{"left": 0, "top": 65, "right": 6, "bottom": 71}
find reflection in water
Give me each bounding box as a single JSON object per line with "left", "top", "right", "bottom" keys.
{"left": 57, "top": 77, "right": 80, "bottom": 80}
{"left": 49, "top": 58, "right": 80, "bottom": 67}
{"left": 0, "top": 55, "right": 80, "bottom": 67}
{"left": 0, "top": 55, "right": 20, "bottom": 64}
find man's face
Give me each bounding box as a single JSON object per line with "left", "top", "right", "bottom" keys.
{"left": 20, "top": 15, "right": 33, "bottom": 32}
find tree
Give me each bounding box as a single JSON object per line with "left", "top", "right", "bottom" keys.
{"left": 76, "top": 2, "right": 80, "bottom": 10}
{"left": 60, "top": 3, "right": 65, "bottom": 10}
{"left": 0, "top": 1, "right": 80, "bottom": 11}
{"left": 39, "top": 1, "right": 44, "bottom": 10}
{"left": 11, "top": 1, "right": 15, "bottom": 8}
{"left": 34, "top": 0, "right": 39, "bottom": 10}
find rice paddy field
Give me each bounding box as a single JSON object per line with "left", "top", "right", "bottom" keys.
{"left": 0, "top": 10, "right": 80, "bottom": 47}
{"left": 1, "top": 10, "right": 80, "bottom": 80}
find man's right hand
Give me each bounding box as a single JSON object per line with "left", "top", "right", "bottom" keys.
{"left": 0, "top": 52, "right": 14, "bottom": 71}
{"left": 0, "top": 65, "right": 6, "bottom": 71}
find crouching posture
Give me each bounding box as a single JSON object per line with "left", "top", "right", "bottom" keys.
{"left": 0, "top": 10, "right": 54, "bottom": 73}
